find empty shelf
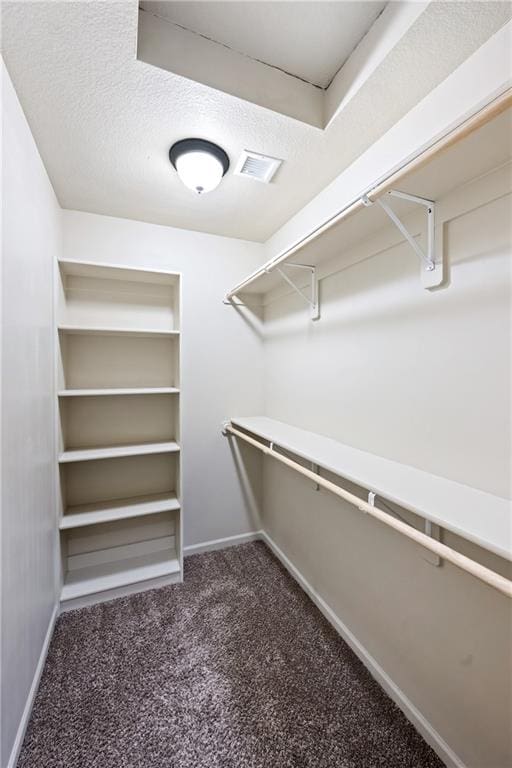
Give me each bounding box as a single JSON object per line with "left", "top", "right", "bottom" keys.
{"left": 231, "top": 416, "right": 511, "bottom": 561}
{"left": 58, "top": 387, "right": 180, "bottom": 397}
{"left": 60, "top": 492, "right": 180, "bottom": 529}
{"left": 59, "top": 441, "right": 180, "bottom": 463}
{"left": 58, "top": 325, "right": 179, "bottom": 338}
{"left": 61, "top": 547, "right": 180, "bottom": 601}
{"left": 58, "top": 259, "right": 179, "bottom": 285}
{"left": 225, "top": 104, "right": 511, "bottom": 301}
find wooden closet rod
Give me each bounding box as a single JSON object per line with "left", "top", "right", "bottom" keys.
{"left": 226, "top": 425, "right": 512, "bottom": 598}
{"left": 226, "top": 88, "right": 512, "bottom": 300}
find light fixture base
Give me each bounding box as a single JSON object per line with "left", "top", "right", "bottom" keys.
{"left": 169, "top": 139, "right": 229, "bottom": 176}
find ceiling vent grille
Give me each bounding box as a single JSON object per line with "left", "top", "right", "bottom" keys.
{"left": 235, "top": 150, "right": 283, "bottom": 183}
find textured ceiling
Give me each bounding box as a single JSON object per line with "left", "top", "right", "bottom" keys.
{"left": 1, "top": 1, "right": 511, "bottom": 242}
{"left": 140, "top": 1, "right": 386, "bottom": 89}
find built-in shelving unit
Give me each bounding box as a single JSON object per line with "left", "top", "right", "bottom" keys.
{"left": 219, "top": 99, "right": 512, "bottom": 599}
{"left": 56, "top": 259, "right": 182, "bottom": 609}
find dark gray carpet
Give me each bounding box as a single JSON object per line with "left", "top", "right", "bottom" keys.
{"left": 18, "top": 541, "right": 445, "bottom": 768}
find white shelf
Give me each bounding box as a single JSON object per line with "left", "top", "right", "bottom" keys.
{"left": 58, "top": 325, "right": 179, "bottom": 338}
{"left": 60, "top": 492, "right": 180, "bottom": 529}
{"left": 58, "top": 387, "right": 179, "bottom": 397}
{"left": 226, "top": 106, "right": 511, "bottom": 300}
{"left": 58, "top": 259, "right": 180, "bottom": 285}
{"left": 61, "top": 547, "right": 180, "bottom": 601}
{"left": 59, "top": 440, "right": 180, "bottom": 463}
{"left": 231, "top": 416, "right": 511, "bottom": 561}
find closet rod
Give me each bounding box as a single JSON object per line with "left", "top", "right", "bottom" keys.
{"left": 226, "top": 425, "right": 512, "bottom": 599}
{"left": 225, "top": 88, "right": 512, "bottom": 301}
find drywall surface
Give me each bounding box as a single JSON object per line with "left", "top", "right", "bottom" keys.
{"left": 1, "top": 61, "right": 59, "bottom": 767}
{"left": 61, "top": 210, "right": 265, "bottom": 548}
{"left": 261, "top": 171, "right": 512, "bottom": 766}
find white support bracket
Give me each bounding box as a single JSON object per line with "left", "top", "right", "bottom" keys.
{"left": 359, "top": 491, "right": 376, "bottom": 513}
{"left": 362, "top": 190, "right": 443, "bottom": 289}
{"left": 271, "top": 262, "right": 320, "bottom": 320}
{"left": 222, "top": 297, "right": 251, "bottom": 306}
{"left": 311, "top": 462, "right": 320, "bottom": 491}
{"left": 423, "top": 520, "right": 442, "bottom": 567}
{"left": 359, "top": 492, "right": 441, "bottom": 566}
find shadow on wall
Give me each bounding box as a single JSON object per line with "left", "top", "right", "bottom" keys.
{"left": 226, "top": 435, "right": 263, "bottom": 531}
{"left": 224, "top": 297, "right": 265, "bottom": 340}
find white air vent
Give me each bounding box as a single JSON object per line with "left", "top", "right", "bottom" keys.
{"left": 235, "top": 150, "right": 283, "bottom": 183}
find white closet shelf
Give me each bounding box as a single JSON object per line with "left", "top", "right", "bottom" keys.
{"left": 58, "top": 325, "right": 179, "bottom": 338}
{"left": 58, "top": 259, "right": 180, "bottom": 285}
{"left": 58, "top": 387, "right": 180, "bottom": 397}
{"left": 61, "top": 547, "right": 180, "bottom": 601}
{"left": 224, "top": 99, "right": 511, "bottom": 303}
{"left": 59, "top": 440, "right": 180, "bottom": 463}
{"left": 60, "top": 492, "right": 180, "bottom": 529}
{"left": 231, "top": 416, "right": 511, "bottom": 562}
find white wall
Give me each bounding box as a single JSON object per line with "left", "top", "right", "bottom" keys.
{"left": 61, "top": 210, "right": 265, "bottom": 548}
{"left": 1, "top": 61, "right": 60, "bottom": 768}
{"left": 260, "top": 167, "right": 511, "bottom": 767}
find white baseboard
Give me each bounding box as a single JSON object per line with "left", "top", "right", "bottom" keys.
{"left": 260, "top": 530, "right": 466, "bottom": 768}
{"left": 7, "top": 603, "right": 58, "bottom": 768}
{"left": 184, "top": 530, "right": 262, "bottom": 557}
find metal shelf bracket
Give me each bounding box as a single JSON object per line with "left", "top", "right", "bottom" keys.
{"left": 362, "top": 190, "right": 443, "bottom": 288}
{"left": 359, "top": 491, "right": 376, "bottom": 513}
{"left": 359, "top": 491, "right": 441, "bottom": 565}
{"left": 423, "top": 520, "right": 442, "bottom": 567}
{"left": 311, "top": 462, "right": 320, "bottom": 491}
{"left": 271, "top": 263, "right": 320, "bottom": 320}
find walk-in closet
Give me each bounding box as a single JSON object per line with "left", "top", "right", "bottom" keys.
{"left": 1, "top": 3, "right": 511, "bottom": 768}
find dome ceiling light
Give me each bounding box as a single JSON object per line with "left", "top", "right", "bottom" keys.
{"left": 169, "top": 138, "right": 230, "bottom": 195}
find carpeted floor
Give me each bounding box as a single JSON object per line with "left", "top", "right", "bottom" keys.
{"left": 18, "top": 541, "right": 445, "bottom": 768}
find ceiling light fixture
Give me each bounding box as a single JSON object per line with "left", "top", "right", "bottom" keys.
{"left": 169, "top": 138, "right": 230, "bottom": 195}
